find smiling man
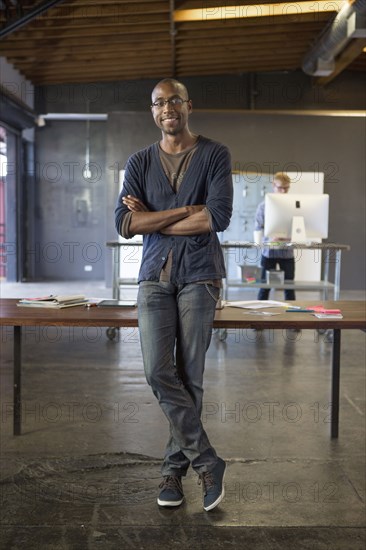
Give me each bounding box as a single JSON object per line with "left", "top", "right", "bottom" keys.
{"left": 115, "top": 78, "right": 233, "bottom": 511}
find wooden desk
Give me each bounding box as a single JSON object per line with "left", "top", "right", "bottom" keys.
{"left": 1, "top": 299, "right": 365, "bottom": 438}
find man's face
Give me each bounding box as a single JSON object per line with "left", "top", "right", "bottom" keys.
{"left": 151, "top": 82, "right": 192, "bottom": 136}
{"left": 272, "top": 178, "right": 290, "bottom": 193}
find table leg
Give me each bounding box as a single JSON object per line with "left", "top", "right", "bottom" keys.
{"left": 14, "top": 326, "right": 22, "bottom": 436}
{"left": 112, "top": 246, "right": 120, "bottom": 300}
{"left": 334, "top": 250, "right": 342, "bottom": 301}
{"left": 331, "top": 328, "right": 341, "bottom": 438}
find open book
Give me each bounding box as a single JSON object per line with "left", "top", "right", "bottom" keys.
{"left": 17, "top": 294, "right": 88, "bottom": 308}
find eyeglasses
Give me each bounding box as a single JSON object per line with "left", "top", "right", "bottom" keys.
{"left": 273, "top": 183, "right": 290, "bottom": 192}
{"left": 151, "top": 97, "right": 190, "bottom": 109}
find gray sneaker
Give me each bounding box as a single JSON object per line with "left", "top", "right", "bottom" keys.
{"left": 199, "top": 457, "right": 226, "bottom": 511}
{"left": 157, "top": 476, "right": 184, "bottom": 507}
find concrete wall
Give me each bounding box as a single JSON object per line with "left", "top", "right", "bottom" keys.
{"left": 35, "top": 71, "right": 366, "bottom": 113}
{"left": 34, "top": 72, "right": 365, "bottom": 288}
{"left": 1, "top": 57, "right": 34, "bottom": 110}
{"left": 34, "top": 120, "right": 106, "bottom": 280}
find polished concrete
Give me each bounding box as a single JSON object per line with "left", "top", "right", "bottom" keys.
{"left": 1, "top": 282, "right": 365, "bottom": 549}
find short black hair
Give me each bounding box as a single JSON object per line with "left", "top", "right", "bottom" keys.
{"left": 152, "top": 78, "right": 189, "bottom": 101}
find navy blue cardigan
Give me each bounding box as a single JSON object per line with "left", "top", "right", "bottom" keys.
{"left": 115, "top": 136, "right": 233, "bottom": 284}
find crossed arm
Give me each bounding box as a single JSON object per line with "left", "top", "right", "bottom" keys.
{"left": 122, "top": 195, "right": 211, "bottom": 236}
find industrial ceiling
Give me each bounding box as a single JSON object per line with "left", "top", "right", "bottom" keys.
{"left": 0, "top": 0, "right": 365, "bottom": 87}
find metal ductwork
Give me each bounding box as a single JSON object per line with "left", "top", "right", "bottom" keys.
{"left": 302, "top": 0, "right": 366, "bottom": 76}
{"left": 0, "top": 0, "right": 65, "bottom": 38}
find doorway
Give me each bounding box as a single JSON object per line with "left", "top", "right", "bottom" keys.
{"left": 0, "top": 124, "right": 20, "bottom": 281}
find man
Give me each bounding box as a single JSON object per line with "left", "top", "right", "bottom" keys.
{"left": 115, "top": 78, "right": 233, "bottom": 511}
{"left": 254, "top": 172, "right": 296, "bottom": 300}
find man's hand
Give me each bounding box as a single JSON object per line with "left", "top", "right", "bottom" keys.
{"left": 122, "top": 195, "right": 149, "bottom": 212}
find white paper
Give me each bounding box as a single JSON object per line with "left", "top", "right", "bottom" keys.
{"left": 241, "top": 310, "right": 282, "bottom": 316}
{"left": 224, "top": 300, "right": 290, "bottom": 309}
{"left": 313, "top": 313, "right": 343, "bottom": 319}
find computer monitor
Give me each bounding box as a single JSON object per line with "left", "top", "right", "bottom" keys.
{"left": 264, "top": 193, "right": 329, "bottom": 242}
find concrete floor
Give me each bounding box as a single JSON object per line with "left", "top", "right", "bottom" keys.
{"left": 1, "top": 281, "right": 365, "bottom": 549}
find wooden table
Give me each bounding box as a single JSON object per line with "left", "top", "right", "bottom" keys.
{"left": 1, "top": 299, "right": 365, "bottom": 438}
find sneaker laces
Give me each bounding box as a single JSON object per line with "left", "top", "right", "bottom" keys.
{"left": 159, "top": 476, "right": 182, "bottom": 491}
{"left": 198, "top": 471, "right": 214, "bottom": 495}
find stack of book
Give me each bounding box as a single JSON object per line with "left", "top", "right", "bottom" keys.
{"left": 17, "top": 295, "right": 88, "bottom": 308}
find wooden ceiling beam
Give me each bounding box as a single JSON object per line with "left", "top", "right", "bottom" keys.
{"left": 60, "top": 0, "right": 161, "bottom": 6}
{"left": 177, "top": 62, "right": 300, "bottom": 76}
{"left": 0, "top": 22, "right": 170, "bottom": 41}
{"left": 177, "top": 54, "right": 304, "bottom": 70}
{"left": 6, "top": 35, "right": 313, "bottom": 63}
{"left": 14, "top": 53, "right": 172, "bottom": 72}
{"left": 0, "top": 32, "right": 169, "bottom": 52}
{"left": 0, "top": 0, "right": 164, "bottom": 19}
{"left": 30, "top": 66, "right": 173, "bottom": 84}
{"left": 7, "top": 43, "right": 171, "bottom": 63}
{"left": 18, "top": 12, "right": 328, "bottom": 35}
{"left": 13, "top": 50, "right": 307, "bottom": 74}
{"left": 0, "top": 27, "right": 314, "bottom": 53}
{"left": 175, "top": 0, "right": 312, "bottom": 8}
{"left": 0, "top": 14, "right": 169, "bottom": 28}
{"left": 22, "top": 1, "right": 169, "bottom": 19}
{"left": 176, "top": 34, "right": 317, "bottom": 50}
{"left": 169, "top": 0, "right": 177, "bottom": 77}
{"left": 177, "top": 50, "right": 308, "bottom": 66}
{"left": 0, "top": 14, "right": 168, "bottom": 27}
{"left": 175, "top": 11, "right": 331, "bottom": 31}
{"left": 175, "top": 24, "right": 326, "bottom": 41}
{"left": 19, "top": 58, "right": 172, "bottom": 77}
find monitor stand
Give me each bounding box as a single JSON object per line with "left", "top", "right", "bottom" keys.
{"left": 291, "top": 216, "right": 307, "bottom": 243}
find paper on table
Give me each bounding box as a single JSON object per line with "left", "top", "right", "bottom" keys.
{"left": 17, "top": 294, "right": 88, "bottom": 308}
{"left": 224, "top": 300, "right": 290, "bottom": 309}
{"left": 241, "top": 310, "right": 283, "bottom": 316}
{"left": 19, "top": 294, "right": 85, "bottom": 304}
{"left": 313, "top": 313, "right": 343, "bottom": 319}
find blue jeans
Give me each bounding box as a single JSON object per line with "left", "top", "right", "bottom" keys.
{"left": 137, "top": 281, "right": 220, "bottom": 476}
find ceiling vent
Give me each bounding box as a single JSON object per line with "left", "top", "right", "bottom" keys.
{"left": 302, "top": 0, "right": 366, "bottom": 76}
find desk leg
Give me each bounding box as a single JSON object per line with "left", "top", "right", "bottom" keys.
{"left": 14, "top": 326, "right": 22, "bottom": 436}
{"left": 112, "top": 246, "right": 121, "bottom": 300}
{"left": 334, "top": 251, "right": 342, "bottom": 301}
{"left": 331, "top": 329, "right": 341, "bottom": 438}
